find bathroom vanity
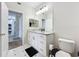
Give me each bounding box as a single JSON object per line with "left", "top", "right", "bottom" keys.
{"left": 28, "top": 30, "right": 54, "bottom": 56}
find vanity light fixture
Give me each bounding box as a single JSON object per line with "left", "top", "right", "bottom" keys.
{"left": 36, "top": 6, "right": 48, "bottom": 15}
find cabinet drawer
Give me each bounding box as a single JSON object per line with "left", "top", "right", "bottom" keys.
{"left": 39, "top": 40, "right": 46, "bottom": 46}
{"left": 38, "top": 41, "right": 46, "bottom": 52}
{"left": 38, "top": 34, "right": 46, "bottom": 39}
{"left": 39, "top": 44, "right": 46, "bottom": 51}
{"left": 39, "top": 47, "right": 46, "bottom": 56}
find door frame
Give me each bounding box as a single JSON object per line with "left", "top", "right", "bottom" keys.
{"left": 8, "top": 10, "right": 24, "bottom": 50}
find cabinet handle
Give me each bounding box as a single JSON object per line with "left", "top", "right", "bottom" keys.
{"left": 33, "top": 37, "right": 35, "bottom": 40}
{"left": 0, "top": 33, "right": 6, "bottom": 36}
{"left": 40, "top": 41, "right": 43, "bottom": 44}
{"left": 40, "top": 36, "right": 43, "bottom": 37}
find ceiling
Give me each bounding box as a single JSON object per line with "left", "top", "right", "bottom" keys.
{"left": 22, "top": 2, "right": 43, "bottom": 8}
{"left": 6, "top": 2, "right": 46, "bottom": 9}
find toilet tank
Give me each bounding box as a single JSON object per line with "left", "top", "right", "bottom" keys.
{"left": 58, "top": 38, "right": 75, "bottom": 53}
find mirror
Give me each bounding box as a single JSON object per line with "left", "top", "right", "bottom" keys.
{"left": 29, "top": 19, "right": 39, "bottom": 27}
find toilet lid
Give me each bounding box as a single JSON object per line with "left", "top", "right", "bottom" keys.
{"left": 55, "top": 50, "right": 71, "bottom": 57}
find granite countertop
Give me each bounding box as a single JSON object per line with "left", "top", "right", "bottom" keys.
{"left": 28, "top": 30, "right": 54, "bottom": 35}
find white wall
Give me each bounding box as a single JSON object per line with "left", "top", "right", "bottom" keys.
{"left": 54, "top": 2, "right": 79, "bottom": 56}
{"left": 0, "top": 2, "right": 1, "bottom": 56}
{"left": 6, "top": 2, "right": 35, "bottom": 45}
{"left": 0, "top": 2, "right": 8, "bottom": 56}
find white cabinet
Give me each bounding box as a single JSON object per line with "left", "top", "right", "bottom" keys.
{"left": 28, "top": 31, "right": 54, "bottom": 56}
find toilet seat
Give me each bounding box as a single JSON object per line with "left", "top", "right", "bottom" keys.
{"left": 55, "top": 50, "right": 71, "bottom": 57}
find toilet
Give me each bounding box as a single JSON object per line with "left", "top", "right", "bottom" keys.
{"left": 55, "top": 38, "right": 75, "bottom": 57}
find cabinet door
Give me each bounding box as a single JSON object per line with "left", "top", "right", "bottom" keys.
{"left": 38, "top": 34, "right": 46, "bottom": 48}
{"left": 34, "top": 33, "right": 39, "bottom": 50}
{"left": 32, "top": 33, "right": 35, "bottom": 47}
{"left": 28, "top": 32, "right": 34, "bottom": 45}
{"left": 28, "top": 32, "right": 32, "bottom": 44}
{"left": 28, "top": 32, "right": 37, "bottom": 48}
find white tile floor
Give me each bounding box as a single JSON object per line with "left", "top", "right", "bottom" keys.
{"left": 6, "top": 46, "right": 29, "bottom": 57}
{"left": 6, "top": 43, "right": 44, "bottom": 57}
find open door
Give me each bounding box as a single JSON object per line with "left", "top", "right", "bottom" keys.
{"left": 0, "top": 2, "right": 8, "bottom": 57}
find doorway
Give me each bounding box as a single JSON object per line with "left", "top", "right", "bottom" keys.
{"left": 8, "top": 11, "right": 23, "bottom": 50}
